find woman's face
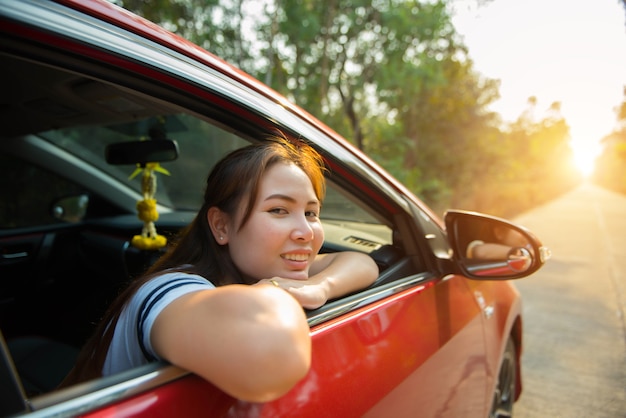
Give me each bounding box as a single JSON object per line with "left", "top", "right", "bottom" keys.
{"left": 225, "top": 162, "right": 324, "bottom": 282}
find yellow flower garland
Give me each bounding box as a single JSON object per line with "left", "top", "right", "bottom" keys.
{"left": 129, "top": 162, "right": 169, "bottom": 250}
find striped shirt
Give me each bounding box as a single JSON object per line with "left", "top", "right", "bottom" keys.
{"left": 102, "top": 271, "right": 215, "bottom": 376}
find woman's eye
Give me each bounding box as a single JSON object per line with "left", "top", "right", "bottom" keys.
{"left": 268, "top": 208, "right": 288, "bottom": 215}
{"left": 306, "top": 210, "right": 319, "bottom": 218}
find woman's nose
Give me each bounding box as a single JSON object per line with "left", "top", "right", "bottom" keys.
{"left": 291, "top": 215, "right": 314, "bottom": 241}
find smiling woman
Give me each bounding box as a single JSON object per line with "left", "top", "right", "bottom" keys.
{"left": 60, "top": 136, "right": 379, "bottom": 401}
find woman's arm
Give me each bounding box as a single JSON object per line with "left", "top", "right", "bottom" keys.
{"left": 263, "top": 251, "right": 379, "bottom": 309}
{"left": 151, "top": 284, "right": 311, "bottom": 402}
{"left": 309, "top": 251, "right": 379, "bottom": 299}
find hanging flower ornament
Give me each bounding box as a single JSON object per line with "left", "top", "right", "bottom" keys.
{"left": 129, "top": 162, "right": 170, "bottom": 250}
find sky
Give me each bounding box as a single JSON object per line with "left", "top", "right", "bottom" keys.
{"left": 451, "top": 0, "right": 626, "bottom": 175}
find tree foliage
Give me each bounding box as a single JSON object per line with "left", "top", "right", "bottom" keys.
{"left": 472, "top": 98, "right": 580, "bottom": 217}
{"left": 116, "top": 0, "right": 581, "bottom": 219}
{"left": 119, "top": 0, "right": 259, "bottom": 70}
{"left": 593, "top": 88, "right": 626, "bottom": 194}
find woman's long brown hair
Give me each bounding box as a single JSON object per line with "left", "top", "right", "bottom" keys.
{"left": 60, "top": 135, "right": 326, "bottom": 387}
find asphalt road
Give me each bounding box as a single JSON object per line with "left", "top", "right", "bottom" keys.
{"left": 509, "top": 183, "right": 626, "bottom": 417}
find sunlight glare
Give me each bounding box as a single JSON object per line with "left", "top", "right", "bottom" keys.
{"left": 451, "top": 0, "right": 626, "bottom": 183}
{"left": 571, "top": 140, "right": 601, "bottom": 178}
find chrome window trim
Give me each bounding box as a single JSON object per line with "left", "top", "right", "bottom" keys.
{"left": 307, "top": 271, "right": 432, "bottom": 326}
{"left": 24, "top": 362, "right": 187, "bottom": 417}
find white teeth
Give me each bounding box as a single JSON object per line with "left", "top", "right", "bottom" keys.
{"left": 283, "top": 254, "right": 308, "bottom": 261}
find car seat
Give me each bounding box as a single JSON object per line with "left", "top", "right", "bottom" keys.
{"left": 7, "top": 335, "right": 79, "bottom": 396}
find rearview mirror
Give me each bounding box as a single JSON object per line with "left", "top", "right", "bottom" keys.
{"left": 105, "top": 139, "right": 179, "bottom": 165}
{"left": 445, "top": 210, "right": 550, "bottom": 280}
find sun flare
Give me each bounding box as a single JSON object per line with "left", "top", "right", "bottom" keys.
{"left": 571, "top": 140, "right": 601, "bottom": 178}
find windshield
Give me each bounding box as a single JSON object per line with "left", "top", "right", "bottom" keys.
{"left": 40, "top": 114, "right": 248, "bottom": 210}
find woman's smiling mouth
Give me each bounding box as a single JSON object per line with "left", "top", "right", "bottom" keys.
{"left": 282, "top": 253, "right": 309, "bottom": 262}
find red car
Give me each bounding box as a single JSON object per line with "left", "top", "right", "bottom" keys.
{"left": 0, "top": 1, "right": 549, "bottom": 416}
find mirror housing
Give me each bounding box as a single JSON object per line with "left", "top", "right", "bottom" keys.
{"left": 51, "top": 194, "right": 89, "bottom": 223}
{"left": 105, "top": 139, "right": 178, "bottom": 165}
{"left": 445, "top": 210, "right": 550, "bottom": 280}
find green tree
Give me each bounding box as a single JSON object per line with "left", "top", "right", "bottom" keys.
{"left": 114, "top": 0, "right": 577, "bottom": 217}
{"left": 469, "top": 98, "right": 579, "bottom": 218}
{"left": 265, "top": 1, "right": 502, "bottom": 210}
{"left": 118, "top": 0, "right": 261, "bottom": 71}
{"left": 593, "top": 88, "right": 626, "bottom": 193}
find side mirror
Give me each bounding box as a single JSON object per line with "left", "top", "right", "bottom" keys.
{"left": 444, "top": 210, "right": 550, "bottom": 280}
{"left": 51, "top": 194, "right": 89, "bottom": 223}
{"left": 105, "top": 139, "right": 178, "bottom": 165}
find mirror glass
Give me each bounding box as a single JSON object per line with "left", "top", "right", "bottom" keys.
{"left": 450, "top": 214, "right": 536, "bottom": 278}
{"left": 52, "top": 194, "right": 89, "bottom": 223}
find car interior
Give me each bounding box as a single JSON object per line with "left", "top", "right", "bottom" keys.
{"left": 0, "top": 51, "right": 433, "bottom": 407}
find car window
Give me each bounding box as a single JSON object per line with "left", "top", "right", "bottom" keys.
{"left": 0, "top": 154, "right": 84, "bottom": 228}
{"left": 27, "top": 113, "right": 395, "bottom": 253}
{"left": 321, "top": 185, "right": 393, "bottom": 253}
{"left": 1, "top": 53, "right": 394, "bottom": 253}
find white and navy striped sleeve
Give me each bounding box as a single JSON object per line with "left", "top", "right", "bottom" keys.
{"left": 102, "top": 272, "right": 215, "bottom": 376}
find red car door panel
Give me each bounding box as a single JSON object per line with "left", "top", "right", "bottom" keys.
{"left": 84, "top": 275, "right": 487, "bottom": 418}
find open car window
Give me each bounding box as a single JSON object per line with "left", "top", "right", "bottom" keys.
{"left": 2, "top": 51, "right": 396, "bottom": 254}
{"left": 322, "top": 186, "right": 393, "bottom": 253}
{"left": 38, "top": 114, "right": 394, "bottom": 254}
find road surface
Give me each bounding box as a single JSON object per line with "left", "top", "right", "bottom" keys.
{"left": 510, "top": 183, "right": 626, "bottom": 417}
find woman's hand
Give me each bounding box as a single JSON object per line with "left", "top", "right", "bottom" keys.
{"left": 257, "top": 251, "right": 379, "bottom": 309}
